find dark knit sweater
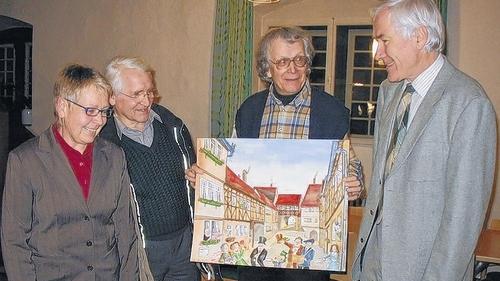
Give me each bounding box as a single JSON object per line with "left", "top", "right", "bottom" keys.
{"left": 100, "top": 104, "right": 196, "bottom": 240}
{"left": 121, "top": 120, "right": 189, "bottom": 239}
{"left": 235, "top": 88, "right": 350, "bottom": 139}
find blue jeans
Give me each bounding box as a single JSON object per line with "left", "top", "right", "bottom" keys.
{"left": 145, "top": 226, "right": 200, "bottom": 281}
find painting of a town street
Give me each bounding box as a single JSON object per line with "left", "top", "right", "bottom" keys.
{"left": 190, "top": 138, "right": 349, "bottom": 272}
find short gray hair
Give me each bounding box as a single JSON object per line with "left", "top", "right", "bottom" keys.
{"left": 372, "top": 0, "right": 445, "bottom": 52}
{"left": 256, "top": 26, "right": 314, "bottom": 83}
{"left": 105, "top": 56, "right": 155, "bottom": 93}
{"left": 54, "top": 64, "right": 111, "bottom": 101}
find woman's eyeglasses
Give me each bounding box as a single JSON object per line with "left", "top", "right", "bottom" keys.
{"left": 65, "top": 98, "right": 113, "bottom": 117}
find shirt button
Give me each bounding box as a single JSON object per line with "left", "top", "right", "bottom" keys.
{"left": 79, "top": 162, "right": 84, "bottom": 167}
{"left": 370, "top": 209, "right": 374, "bottom": 215}
{"left": 360, "top": 237, "right": 364, "bottom": 243}
{"left": 84, "top": 215, "right": 90, "bottom": 221}
{"left": 87, "top": 265, "right": 94, "bottom": 271}
{"left": 278, "top": 127, "right": 283, "bottom": 132}
{"left": 86, "top": 240, "right": 93, "bottom": 247}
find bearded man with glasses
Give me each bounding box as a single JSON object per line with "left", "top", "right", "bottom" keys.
{"left": 100, "top": 56, "right": 199, "bottom": 281}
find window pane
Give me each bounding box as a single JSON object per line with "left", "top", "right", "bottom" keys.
{"left": 312, "top": 36, "right": 327, "bottom": 51}
{"left": 370, "top": 121, "right": 375, "bottom": 135}
{"left": 355, "top": 36, "right": 372, "bottom": 51}
{"left": 312, "top": 52, "right": 326, "bottom": 67}
{"left": 352, "top": 86, "right": 370, "bottom": 101}
{"left": 350, "top": 120, "right": 368, "bottom": 135}
{"left": 374, "top": 70, "right": 387, "bottom": 84}
{"left": 351, "top": 103, "right": 368, "bottom": 118}
{"left": 353, "top": 70, "right": 371, "bottom": 84}
{"left": 6, "top": 72, "right": 13, "bottom": 82}
{"left": 302, "top": 26, "right": 327, "bottom": 31}
{"left": 7, "top": 61, "right": 13, "bottom": 71}
{"left": 0, "top": 50, "right": 4, "bottom": 59}
{"left": 354, "top": 53, "right": 372, "bottom": 67}
{"left": 7, "top": 48, "right": 14, "bottom": 58}
{"left": 310, "top": 69, "right": 325, "bottom": 83}
{"left": 0, "top": 63, "right": 4, "bottom": 71}
{"left": 311, "top": 85, "right": 324, "bottom": 92}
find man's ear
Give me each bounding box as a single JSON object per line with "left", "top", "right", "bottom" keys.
{"left": 54, "top": 97, "right": 68, "bottom": 119}
{"left": 266, "top": 69, "right": 272, "bottom": 79}
{"left": 415, "top": 26, "right": 428, "bottom": 50}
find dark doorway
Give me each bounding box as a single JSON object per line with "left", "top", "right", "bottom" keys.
{"left": 0, "top": 15, "right": 35, "bottom": 277}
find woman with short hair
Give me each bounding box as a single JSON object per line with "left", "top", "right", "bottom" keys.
{"left": 1, "top": 64, "right": 139, "bottom": 281}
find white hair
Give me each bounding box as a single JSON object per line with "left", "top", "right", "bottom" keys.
{"left": 373, "top": 0, "right": 445, "bottom": 52}
{"left": 105, "top": 56, "right": 155, "bottom": 93}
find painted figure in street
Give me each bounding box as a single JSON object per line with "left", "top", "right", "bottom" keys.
{"left": 281, "top": 236, "right": 304, "bottom": 269}
{"left": 271, "top": 251, "right": 288, "bottom": 268}
{"left": 230, "top": 241, "right": 248, "bottom": 266}
{"left": 324, "top": 244, "right": 340, "bottom": 271}
{"left": 300, "top": 239, "right": 315, "bottom": 269}
{"left": 219, "top": 243, "right": 233, "bottom": 264}
{"left": 250, "top": 236, "right": 268, "bottom": 267}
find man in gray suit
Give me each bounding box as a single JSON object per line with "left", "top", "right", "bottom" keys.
{"left": 352, "top": 0, "right": 496, "bottom": 281}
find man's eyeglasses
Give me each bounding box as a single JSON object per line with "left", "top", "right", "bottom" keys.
{"left": 118, "top": 89, "right": 157, "bottom": 100}
{"left": 65, "top": 98, "right": 113, "bottom": 117}
{"left": 269, "top": 55, "right": 309, "bottom": 70}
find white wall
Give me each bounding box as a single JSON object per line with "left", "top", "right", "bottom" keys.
{"left": 0, "top": 0, "right": 216, "bottom": 139}
{"left": 447, "top": 0, "right": 500, "bottom": 227}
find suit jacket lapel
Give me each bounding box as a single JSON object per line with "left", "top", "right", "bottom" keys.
{"left": 37, "top": 127, "right": 89, "bottom": 213}
{"left": 391, "top": 59, "right": 454, "bottom": 173}
{"left": 88, "top": 137, "right": 109, "bottom": 205}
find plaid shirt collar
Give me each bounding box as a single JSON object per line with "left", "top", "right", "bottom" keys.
{"left": 259, "top": 80, "right": 312, "bottom": 139}
{"left": 268, "top": 81, "right": 311, "bottom": 108}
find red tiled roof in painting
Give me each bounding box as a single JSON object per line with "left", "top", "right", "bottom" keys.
{"left": 301, "top": 184, "right": 321, "bottom": 207}
{"left": 226, "top": 167, "right": 261, "bottom": 201}
{"left": 255, "top": 186, "right": 277, "bottom": 202}
{"left": 255, "top": 189, "right": 277, "bottom": 210}
{"left": 275, "top": 194, "right": 301, "bottom": 206}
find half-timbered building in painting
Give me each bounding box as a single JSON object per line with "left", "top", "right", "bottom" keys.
{"left": 301, "top": 183, "right": 321, "bottom": 241}
{"left": 319, "top": 141, "right": 349, "bottom": 270}
{"left": 275, "top": 194, "right": 302, "bottom": 231}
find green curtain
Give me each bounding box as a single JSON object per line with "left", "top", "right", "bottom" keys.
{"left": 211, "top": 0, "right": 253, "bottom": 138}
{"left": 434, "top": 0, "right": 447, "bottom": 25}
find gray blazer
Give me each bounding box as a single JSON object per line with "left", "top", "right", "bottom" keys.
{"left": 352, "top": 58, "right": 496, "bottom": 281}
{"left": 1, "top": 127, "right": 139, "bottom": 281}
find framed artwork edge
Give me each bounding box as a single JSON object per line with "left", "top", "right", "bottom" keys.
{"left": 191, "top": 138, "right": 349, "bottom": 273}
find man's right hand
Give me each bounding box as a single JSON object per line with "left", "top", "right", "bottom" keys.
{"left": 185, "top": 164, "right": 204, "bottom": 186}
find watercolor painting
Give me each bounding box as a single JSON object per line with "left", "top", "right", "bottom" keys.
{"left": 190, "top": 138, "right": 349, "bottom": 272}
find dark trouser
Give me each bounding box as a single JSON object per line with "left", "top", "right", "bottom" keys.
{"left": 237, "top": 266, "right": 331, "bottom": 281}
{"left": 145, "top": 226, "right": 200, "bottom": 281}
